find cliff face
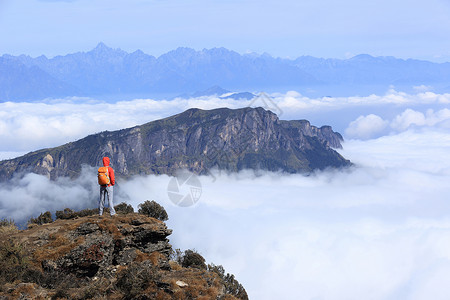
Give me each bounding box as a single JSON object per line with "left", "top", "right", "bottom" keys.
{"left": 0, "top": 107, "right": 350, "bottom": 181}
{"left": 0, "top": 214, "right": 247, "bottom": 299}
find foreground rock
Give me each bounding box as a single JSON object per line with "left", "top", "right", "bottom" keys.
{"left": 0, "top": 214, "right": 247, "bottom": 299}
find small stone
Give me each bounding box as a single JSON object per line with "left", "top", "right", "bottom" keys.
{"left": 176, "top": 280, "right": 188, "bottom": 287}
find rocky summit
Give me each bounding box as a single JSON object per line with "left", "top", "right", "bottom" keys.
{"left": 0, "top": 213, "right": 248, "bottom": 299}
{"left": 0, "top": 107, "right": 350, "bottom": 181}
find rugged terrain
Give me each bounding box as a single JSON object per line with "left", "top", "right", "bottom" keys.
{"left": 0, "top": 212, "right": 247, "bottom": 299}
{"left": 0, "top": 107, "right": 350, "bottom": 181}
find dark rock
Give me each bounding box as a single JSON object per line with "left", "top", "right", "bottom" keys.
{"left": 74, "top": 222, "right": 100, "bottom": 236}
{"left": 114, "top": 248, "right": 137, "bottom": 265}
{"left": 28, "top": 215, "right": 173, "bottom": 279}
{"left": 0, "top": 107, "right": 350, "bottom": 181}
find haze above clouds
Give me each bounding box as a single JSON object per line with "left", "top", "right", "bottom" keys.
{"left": 1, "top": 91, "right": 450, "bottom": 299}
{"left": 1, "top": 0, "right": 450, "bottom": 61}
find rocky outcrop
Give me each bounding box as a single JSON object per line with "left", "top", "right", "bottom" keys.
{"left": 279, "top": 120, "right": 344, "bottom": 149}
{"left": 0, "top": 107, "right": 350, "bottom": 181}
{"left": 0, "top": 213, "right": 248, "bottom": 299}
{"left": 19, "top": 215, "right": 172, "bottom": 277}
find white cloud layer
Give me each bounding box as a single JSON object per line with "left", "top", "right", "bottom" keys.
{"left": 1, "top": 90, "right": 450, "bottom": 153}
{"left": 122, "top": 129, "right": 450, "bottom": 300}
{"left": 1, "top": 128, "right": 450, "bottom": 299}
{"left": 0, "top": 97, "right": 248, "bottom": 152}
{"left": 0, "top": 166, "right": 99, "bottom": 222}
{"left": 391, "top": 108, "right": 450, "bottom": 131}
{"left": 1, "top": 91, "right": 450, "bottom": 299}
{"left": 275, "top": 89, "right": 450, "bottom": 110}
{"left": 345, "top": 114, "right": 389, "bottom": 139}
{"left": 345, "top": 108, "right": 450, "bottom": 139}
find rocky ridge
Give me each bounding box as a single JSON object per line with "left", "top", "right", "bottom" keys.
{"left": 0, "top": 107, "right": 350, "bottom": 181}
{"left": 3, "top": 43, "right": 450, "bottom": 101}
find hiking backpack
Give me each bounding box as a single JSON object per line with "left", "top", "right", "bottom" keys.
{"left": 98, "top": 166, "right": 110, "bottom": 186}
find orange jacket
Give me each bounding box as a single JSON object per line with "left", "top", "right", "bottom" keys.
{"left": 102, "top": 157, "right": 115, "bottom": 186}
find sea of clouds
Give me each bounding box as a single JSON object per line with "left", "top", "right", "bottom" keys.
{"left": 1, "top": 88, "right": 449, "bottom": 158}
{"left": 1, "top": 89, "right": 450, "bottom": 299}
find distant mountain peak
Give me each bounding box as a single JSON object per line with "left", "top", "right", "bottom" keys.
{"left": 202, "top": 47, "right": 237, "bottom": 55}
{"left": 132, "top": 49, "right": 145, "bottom": 55}
{"left": 175, "top": 86, "right": 232, "bottom": 98}
{"left": 349, "top": 54, "right": 375, "bottom": 61}
{"left": 2, "top": 45, "right": 450, "bottom": 102}
{"left": 192, "top": 85, "right": 231, "bottom": 97}
{"left": 94, "top": 42, "right": 109, "bottom": 49}
{"left": 169, "top": 47, "right": 197, "bottom": 55}
{"left": 220, "top": 91, "right": 256, "bottom": 100}
{"left": 89, "top": 42, "right": 126, "bottom": 57}
{"left": 93, "top": 42, "right": 109, "bottom": 51}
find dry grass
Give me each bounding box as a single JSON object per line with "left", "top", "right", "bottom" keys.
{"left": 115, "top": 262, "right": 162, "bottom": 299}
{"left": 10, "top": 283, "right": 37, "bottom": 297}
{"left": 8, "top": 283, "right": 49, "bottom": 300}
{"left": 0, "top": 239, "right": 29, "bottom": 266}
{"left": 135, "top": 250, "right": 151, "bottom": 262}
{"left": 0, "top": 224, "right": 19, "bottom": 235}
{"left": 173, "top": 290, "right": 187, "bottom": 299}
{"left": 153, "top": 292, "right": 173, "bottom": 300}
{"left": 161, "top": 267, "right": 224, "bottom": 300}
{"left": 67, "top": 277, "right": 121, "bottom": 300}
{"left": 169, "top": 260, "right": 183, "bottom": 271}
{"left": 97, "top": 218, "right": 122, "bottom": 239}
{"left": 65, "top": 219, "right": 92, "bottom": 231}
{"left": 149, "top": 251, "right": 166, "bottom": 266}
{"left": 33, "top": 233, "right": 85, "bottom": 262}
{"left": 223, "top": 295, "right": 241, "bottom": 300}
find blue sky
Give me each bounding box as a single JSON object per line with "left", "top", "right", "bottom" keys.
{"left": 2, "top": 1, "right": 450, "bottom": 298}
{"left": 1, "top": 0, "right": 450, "bottom": 61}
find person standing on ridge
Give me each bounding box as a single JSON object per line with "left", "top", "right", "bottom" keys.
{"left": 98, "top": 156, "right": 116, "bottom": 216}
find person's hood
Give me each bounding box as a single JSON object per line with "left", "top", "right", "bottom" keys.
{"left": 103, "top": 157, "right": 110, "bottom": 167}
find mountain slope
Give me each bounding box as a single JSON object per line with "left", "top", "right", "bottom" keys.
{"left": 0, "top": 56, "right": 80, "bottom": 101}
{"left": 1, "top": 44, "right": 316, "bottom": 100}
{"left": 292, "top": 54, "right": 450, "bottom": 85}
{"left": 3, "top": 43, "right": 449, "bottom": 101}
{"left": 0, "top": 107, "right": 349, "bottom": 181}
